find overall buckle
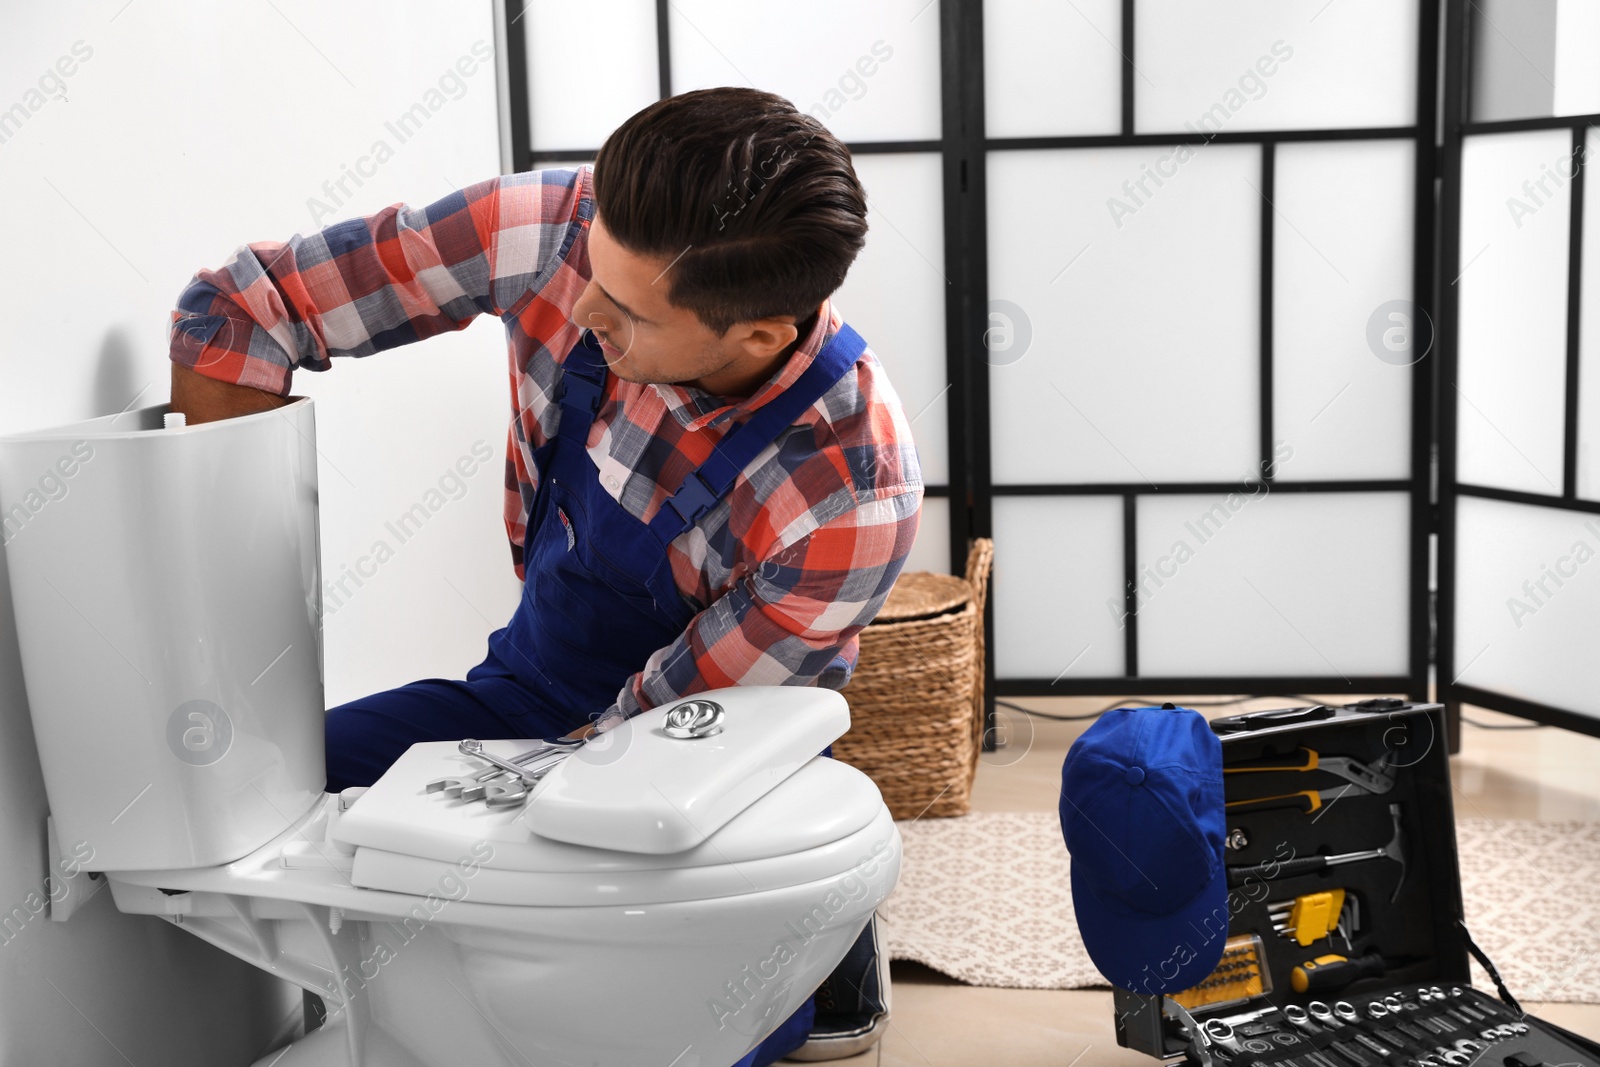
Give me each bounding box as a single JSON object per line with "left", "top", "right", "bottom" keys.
{"left": 667, "top": 471, "right": 720, "bottom": 525}
{"left": 558, "top": 372, "right": 604, "bottom": 414}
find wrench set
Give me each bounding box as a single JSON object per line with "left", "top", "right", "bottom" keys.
{"left": 1182, "top": 983, "right": 1572, "bottom": 1067}
{"left": 424, "top": 737, "right": 584, "bottom": 807}
{"left": 1112, "top": 699, "right": 1600, "bottom": 1067}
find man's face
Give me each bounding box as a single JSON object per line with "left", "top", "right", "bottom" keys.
{"left": 571, "top": 216, "right": 803, "bottom": 393}
{"left": 570, "top": 217, "right": 731, "bottom": 386}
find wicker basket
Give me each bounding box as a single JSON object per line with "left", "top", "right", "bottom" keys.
{"left": 832, "top": 538, "right": 994, "bottom": 820}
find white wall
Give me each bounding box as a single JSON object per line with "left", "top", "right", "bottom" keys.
{"left": 0, "top": 1, "right": 511, "bottom": 1061}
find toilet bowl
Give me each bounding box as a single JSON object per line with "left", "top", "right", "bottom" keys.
{"left": 0, "top": 401, "right": 901, "bottom": 1067}
{"left": 107, "top": 692, "right": 900, "bottom": 1067}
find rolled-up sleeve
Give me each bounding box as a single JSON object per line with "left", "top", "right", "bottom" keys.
{"left": 168, "top": 168, "right": 588, "bottom": 396}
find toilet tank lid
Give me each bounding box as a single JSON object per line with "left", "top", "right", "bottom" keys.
{"left": 525, "top": 686, "right": 850, "bottom": 853}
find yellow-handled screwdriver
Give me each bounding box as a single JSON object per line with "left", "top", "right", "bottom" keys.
{"left": 1290, "top": 952, "right": 1388, "bottom": 993}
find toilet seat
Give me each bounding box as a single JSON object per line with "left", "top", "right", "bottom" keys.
{"left": 349, "top": 805, "right": 896, "bottom": 906}
{"left": 332, "top": 740, "right": 893, "bottom": 907}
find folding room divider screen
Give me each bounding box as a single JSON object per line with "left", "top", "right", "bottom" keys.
{"left": 1438, "top": 0, "right": 1600, "bottom": 733}
{"left": 495, "top": 0, "right": 1600, "bottom": 737}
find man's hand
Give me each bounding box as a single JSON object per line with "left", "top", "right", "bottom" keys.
{"left": 562, "top": 722, "right": 598, "bottom": 741}
{"left": 170, "top": 362, "right": 291, "bottom": 425}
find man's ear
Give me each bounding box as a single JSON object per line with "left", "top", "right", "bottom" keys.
{"left": 730, "top": 316, "right": 800, "bottom": 360}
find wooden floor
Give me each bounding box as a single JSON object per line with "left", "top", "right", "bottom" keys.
{"left": 813, "top": 697, "right": 1600, "bottom": 1066}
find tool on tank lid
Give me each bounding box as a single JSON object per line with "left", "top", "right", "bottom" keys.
{"left": 426, "top": 737, "right": 584, "bottom": 808}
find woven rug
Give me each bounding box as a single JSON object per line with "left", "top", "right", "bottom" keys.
{"left": 879, "top": 813, "right": 1600, "bottom": 1004}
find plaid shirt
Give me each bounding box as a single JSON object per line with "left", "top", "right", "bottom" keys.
{"left": 169, "top": 165, "right": 923, "bottom": 724}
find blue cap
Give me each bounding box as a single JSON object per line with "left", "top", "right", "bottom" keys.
{"left": 1059, "top": 705, "right": 1228, "bottom": 995}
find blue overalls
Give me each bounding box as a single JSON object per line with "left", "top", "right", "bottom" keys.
{"left": 325, "top": 321, "right": 869, "bottom": 1066}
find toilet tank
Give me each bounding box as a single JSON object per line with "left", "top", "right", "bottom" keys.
{"left": 0, "top": 399, "right": 326, "bottom": 871}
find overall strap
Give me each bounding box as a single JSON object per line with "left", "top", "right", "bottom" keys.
{"left": 554, "top": 331, "right": 609, "bottom": 444}
{"left": 646, "top": 322, "right": 869, "bottom": 547}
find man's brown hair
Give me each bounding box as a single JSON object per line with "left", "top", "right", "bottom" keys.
{"left": 592, "top": 87, "right": 869, "bottom": 334}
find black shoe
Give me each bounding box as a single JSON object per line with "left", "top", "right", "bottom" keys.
{"left": 788, "top": 914, "right": 890, "bottom": 1060}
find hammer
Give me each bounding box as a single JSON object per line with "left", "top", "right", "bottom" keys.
{"left": 1226, "top": 803, "right": 1408, "bottom": 903}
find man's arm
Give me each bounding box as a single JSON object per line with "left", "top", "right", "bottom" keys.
{"left": 594, "top": 486, "right": 923, "bottom": 731}
{"left": 170, "top": 362, "right": 292, "bottom": 424}
{"left": 168, "top": 168, "right": 590, "bottom": 423}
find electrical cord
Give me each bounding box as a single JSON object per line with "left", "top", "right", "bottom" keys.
{"left": 993, "top": 694, "right": 1322, "bottom": 722}
{"left": 995, "top": 697, "right": 1548, "bottom": 731}
{"left": 991, "top": 699, "right": 1107, "bottom": 722}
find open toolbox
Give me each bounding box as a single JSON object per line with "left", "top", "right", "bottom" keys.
{"left": 1112, "top": 698, "right": 1600, "bottom": 1067}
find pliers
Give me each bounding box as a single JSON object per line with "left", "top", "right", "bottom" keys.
{"left": 1224, "top": 748, "right": 1395, "bottom": 814}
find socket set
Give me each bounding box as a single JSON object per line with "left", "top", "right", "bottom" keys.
{"left": 1180, "top": 982, "right": 1592, "bottom": 1067}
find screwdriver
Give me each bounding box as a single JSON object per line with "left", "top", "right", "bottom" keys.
{"left": 1291, "top": 952, "right": 1388, "bottom": 993}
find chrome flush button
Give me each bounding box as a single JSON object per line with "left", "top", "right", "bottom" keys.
{"left": 663, "top": 699, "right": 725, "bottom": 738}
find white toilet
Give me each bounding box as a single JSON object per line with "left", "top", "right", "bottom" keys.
{"left": 0, "top": 400, "right": 900, "bottom": 1067}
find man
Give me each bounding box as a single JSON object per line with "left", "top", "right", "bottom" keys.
{"left": 168, "top": 87, "right": 921, "bottom": 1063}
